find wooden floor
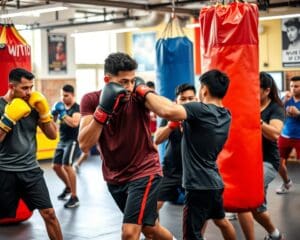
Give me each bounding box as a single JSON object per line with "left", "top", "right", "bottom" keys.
{"left": 1, "top": 155, "right": 300, "bottom": 240}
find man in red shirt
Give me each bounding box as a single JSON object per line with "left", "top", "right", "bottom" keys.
{"left": 78, "top": 52, "right": 175, "bottom": 240}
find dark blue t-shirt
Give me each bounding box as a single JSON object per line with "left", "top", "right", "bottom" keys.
{"left": 59, "top": 103, "right": 80, "bottom": 142}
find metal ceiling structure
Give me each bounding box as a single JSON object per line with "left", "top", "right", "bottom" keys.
{"left": 0, "top": 0, "right": 300, "bottom": 31}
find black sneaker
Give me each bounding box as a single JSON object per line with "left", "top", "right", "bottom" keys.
{"left": 64, "top": 196, "right": 80, "bottom": 208}
{"left": 57, "top": 187, "right": 71, "bottom": 200}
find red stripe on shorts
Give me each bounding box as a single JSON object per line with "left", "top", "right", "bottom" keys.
{"left": 138, "top": 175, "right": 154, "bottom": 225}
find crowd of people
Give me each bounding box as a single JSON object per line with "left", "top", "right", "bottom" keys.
{"left": 0, "top": 52, "right": 298, "bottom": 240}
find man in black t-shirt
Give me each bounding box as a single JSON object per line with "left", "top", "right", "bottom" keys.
{"left": 134, "top": 69, "right": 236, "bottom": 240}
{"left": 155, "top": 83, "right": 196, "bottom": 209}
{"left": 52, "top": 84, "right": 81, "bottom": 208}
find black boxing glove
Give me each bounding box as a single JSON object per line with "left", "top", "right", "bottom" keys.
{"left": 94, "top": 82, "right": 127, "bottom": 124}
{"left": 134, "top": 77, "right": 155, "bottom": 98}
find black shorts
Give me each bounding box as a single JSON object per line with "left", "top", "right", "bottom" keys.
{"left": 53, "top": 140, "right": 80, "bottom": 165}
{"left": 158, "top": 177, "right": 184, "bottom": 203}
{"left": 183, "top": 189, "right": 225, "bottom": 240}
{"left": 107, "top": 175, "right": 161, "bottom": 226}
{"left": 0, "top": 168, "right": 53, "bottom": 218}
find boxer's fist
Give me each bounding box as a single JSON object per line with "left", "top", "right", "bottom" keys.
{"left": 51, "top": 101, "right": 67, "bottom": 120}
{"left": 29, "top": 91, "right": 51, "bottom": 123}
{"left": 0, "top": 98, "right": 31, "bottom": 132}
{"left": 94, "top": 82, "right": 127, "bottom": 124}
{"left": 168, "top": 121, "right": 181, "bottom": 130}
{"left": 134, "top": 77, "right": 155, "bottom": 98}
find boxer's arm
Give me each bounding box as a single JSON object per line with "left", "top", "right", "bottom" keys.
{"left": 78, "top": 115, "right": 103, "bottom": 153}
{"left": 39, "top": 120, "right": 57, "bottom": 140}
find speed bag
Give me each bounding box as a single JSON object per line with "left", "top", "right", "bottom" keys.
{"left": 0, "top": 24, "right": 31, "bottom": 96}
{"left": 199, "top": 2, "right": 264, "bottom": 212}
{"left": 156, "top": 36, "right": 194, "bottom": 101}
{"left": 0, "top": 199, "right": 33, "bottom": 224}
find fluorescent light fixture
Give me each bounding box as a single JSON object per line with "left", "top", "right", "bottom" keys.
{"left": 0, "top": 3, "right": 68, "bottom": 19}
{"left": 186, "top": 23, "right": 200, "bottom": 28}
{"left": 259, "top": 13, "right": 300, "bottom": 21}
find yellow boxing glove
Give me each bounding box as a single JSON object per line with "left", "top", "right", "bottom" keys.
{"left": 28, "top": 91, "right": 51, "bottom": 123}
{"left": 0, "top": 98, "right": 31, "bottom": 132}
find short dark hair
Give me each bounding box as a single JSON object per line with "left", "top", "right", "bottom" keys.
{"left": 9, "top": 68, "right": 34, "bottom": 83}
{"left": 62, "top": 84, "right": 74, "bottom": 93}
{"left": 284, "top": 18, "right": 300, "bottom": 29}
{"left": 104, "top": 52, "right": 138, "bottom": 76}
{"left": 146, "top": 81, "right": 155, "bottom": 89}
{"left": 175, "top": 83, "right": 196, "bottom": 97}
{"left": 199, "top": 69, "right": 229, "bottom": 99}
{"left": 291, "top": 76, "right": 300, "bottom": 82}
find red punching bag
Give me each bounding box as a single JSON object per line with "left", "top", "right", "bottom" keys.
{"left": 0, "top": 199, "right": 33, "bottom": 224}
{"left": 0, "top": 24, "right": 31, "bottom": 96}
{"left": 199, "top": 3, "right": 264, "bottom": 211}
{"left": 0, "top": 25, "right": 33, "bottom": 223}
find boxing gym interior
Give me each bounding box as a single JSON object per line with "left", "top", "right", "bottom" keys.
{"left": 1, "top": 0, "right": 300, "bottom": 239}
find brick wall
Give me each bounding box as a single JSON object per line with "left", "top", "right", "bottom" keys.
{"left": 34, "top": 78, "right": 76, "bottom": 106}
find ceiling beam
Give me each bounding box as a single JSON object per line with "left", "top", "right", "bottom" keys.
{"left": 51, "top": 0, "right": 200, "bottom": 16}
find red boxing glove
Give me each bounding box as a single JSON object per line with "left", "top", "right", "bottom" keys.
{"left": 94, "top": 108, "right": 110, "bottom": 125}
{"left": 93, "top": 82, "right": 127, "bottom": 125}
{"left": 134, "top": 77, "right": 155, "bottom": 98}
{"left": 168, "top": 121, "right": 180, "bottom": 130}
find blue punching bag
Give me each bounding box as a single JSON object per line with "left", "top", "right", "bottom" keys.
{"left": 155, "top": 17, "right": 195, "bottom": 162}
{"left": 156, "top": 28, "right": 194, "bottom": 99}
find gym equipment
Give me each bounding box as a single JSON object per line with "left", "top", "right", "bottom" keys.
{"left": 156, "top": 16, "right": 195, "bottom": 162}
{"left": 0, "top": 24, "right": 31, "bottom": 96}
{"left": 0, "top": 199, "right": 33, "bottom": 224}
{"left": 199, "top": 2, "right": 264, "bottom": 212}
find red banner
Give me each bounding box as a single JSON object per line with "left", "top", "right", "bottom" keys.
{"left": 199, "top": 3, "right": 264, "bottom": 211}
{"left": 0, "top": 24, "right": 31, "bottom": 96}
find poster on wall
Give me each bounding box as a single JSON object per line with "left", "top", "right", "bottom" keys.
{"left": 132, "top": 32, "right": 156, "bottom": 71}
{"left": 48, "top": 33, "right": 67, "bottom": 74}
{"left": 282, "top": 17, "right": 300, "bottom": 67}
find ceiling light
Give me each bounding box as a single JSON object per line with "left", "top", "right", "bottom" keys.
{"left": 0, "top": 3, "right": 68, "bottom": 19}
{"left": 185, "top": 23, "right": 200, "bottom": 28}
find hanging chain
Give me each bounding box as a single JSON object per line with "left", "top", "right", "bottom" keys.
{"left": 171, "top": 0, "right": 175, "bottom": 19}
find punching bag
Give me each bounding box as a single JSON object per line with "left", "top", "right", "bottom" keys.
{"left": 199, "top": 3, "right": 264, "bottom": 211}
{"left": 0, "top": 24, "right": 31, "bottom": 96}
{"left": 0, "top": 199, "right": 33, "bottom": 225}
{"left": 156, "top": 17, "right": 194, "bottom": 100}
{"left": 156, "top": 17, "right": 195, "bottom": 162}
{"left": 0, "top": 24, "right": 33, "bottom": 223}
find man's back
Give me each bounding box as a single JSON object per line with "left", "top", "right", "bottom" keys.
{"left": 182, "top": 102, "right": 231, "bottom": 190}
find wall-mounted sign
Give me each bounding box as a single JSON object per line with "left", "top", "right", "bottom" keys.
{"left": 48, "top": 33, "right": 67, "bottom": 74}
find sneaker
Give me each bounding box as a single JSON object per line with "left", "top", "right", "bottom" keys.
{"left": 276, "top": 180, "right": 293, "bottom": 194}
{"left": 64, "top": 196, "right": 80, "bottom": 208}
{"left": 57, "top": 187, "right": 71, "bottom": 200}
{"left": 73, "top": 163, "right": 80, "bottom": 173}
{"left": 225, "top": 212, "right": 237, "bottom": 220}
{"left": 264, "top": 233, "right": 284, "bottom": 240}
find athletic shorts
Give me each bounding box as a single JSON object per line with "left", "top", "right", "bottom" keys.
{"left": 107, "top": 175, "right": 162, "bottom": 226}
{"left": 53, "top": 140, "right": 80, "bottom": 165}
{"left": 257, "top": 162, "right": 277, "bottom": 213}
{"left": 158, "top": 177, "right": 184, "bottom": 203}
{"left": 278, "top": 136, "right": 300, "bottom": 159}
{"left": 183, "top": 189, "right": 225, "bottom": 240}
{"left": 0, "top": 168, "right": 53, "bottom": 218}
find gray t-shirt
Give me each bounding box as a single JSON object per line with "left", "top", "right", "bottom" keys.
{"left": 182, "top": 102, "right": 231, "bottom": 190}
{"left": 0, "top": 98, "right": 40, "bottom": 171}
